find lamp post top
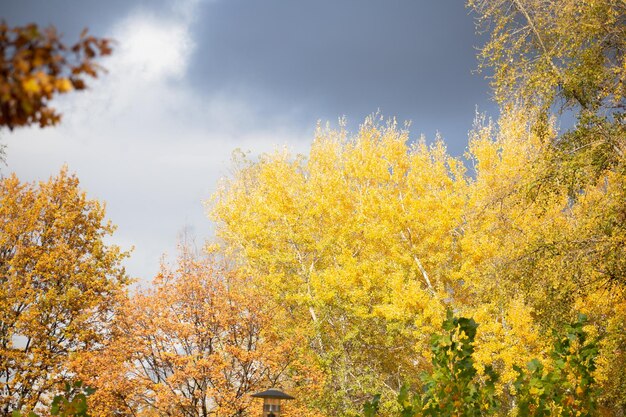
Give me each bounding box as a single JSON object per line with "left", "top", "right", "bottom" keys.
{"left": 251, "top": 388, "right": 295, "bottom": 400}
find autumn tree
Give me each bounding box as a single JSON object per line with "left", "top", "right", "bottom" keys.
{"left": 210, "top": 117, "right": 471, "bottom": 415}
{"left": 0, "top": 168, "right": 130, "bottom": 416}
{"left": 0, "top": 21, "right": 112, "bottom": 130}
{"left": 468, "top": 0, "right": 625, "bottom": 172}
{"left": 208, "top": 116, "right": 550, "bottom": 414}
{"left": 75, "top": 247, "right": 299, "bottom": 417}
{"left": 464, "top": 3, "right": 626, "bottom": 408}
{"left": 457, "top": 110, "right": 626, "bottom": 413}
{"left": 469, "top": 0, "right": 625, "bottom": 116}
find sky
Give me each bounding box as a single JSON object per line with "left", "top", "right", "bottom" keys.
{"left": 1, "top": 0, "right": 497, "bottom": 282}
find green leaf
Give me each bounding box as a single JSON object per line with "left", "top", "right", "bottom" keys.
{"left": 363, "top": 394, "right": 381, "bottom": 417}
{"left": 527, "top": 359, "right": 542, "bottom": 373}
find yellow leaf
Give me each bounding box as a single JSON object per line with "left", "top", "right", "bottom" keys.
{"left": 56, "top": 78, "right": 73, "bottom": 93}
{"left": 22, "top": 77, "right": 40, "bottom": 94}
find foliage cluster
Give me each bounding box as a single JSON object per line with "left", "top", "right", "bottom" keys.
{"left": 469, "top": 0, "right": 626, "bottom": 115}
{"left": 0, "top": 169, "right": 129, "bottom": 416}
{"left": 365, "top": 313, "right": 599, "bottom": 417}
{"left": 419, "top": 312, "right": 498, "bottom": 416}
{"left": 468, "top": 0, "right": 626, "bottom": 183}
{"left": 12, "top": 381, "right": 95, "bottom": 417}
{"left": 0, "top": 22, "right": 111, "bottom": 130}
{"left": 72, "top": 249, "right": 301, "bottom": 417}
{"left": 513, "top": 315, "right": 599, "bottom": 417}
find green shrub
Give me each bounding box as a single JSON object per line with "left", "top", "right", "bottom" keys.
{"left": 364, "top": 312, "right": 599, "bottom": 416}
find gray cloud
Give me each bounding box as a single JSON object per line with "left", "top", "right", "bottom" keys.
{"left": 0, "top": 0, "right": 172, "bottom": 37}
{"left": 185, "top": 0, "right": 496, "bottom": 151}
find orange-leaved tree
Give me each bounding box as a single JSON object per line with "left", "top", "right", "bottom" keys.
{"left": 0, "top": 21, "right": 112, "bottom": 130}
{"left": 75, "top": 247, "right": 297, "bottom": 417}
{"left": 0, "top": 167, "right": 130, "bottom": 416}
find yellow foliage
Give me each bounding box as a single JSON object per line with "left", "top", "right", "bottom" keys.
{"left": 0, "top": 22, "right": 111, "bottom": 130}
{"left": 210, "top": 117, "right": 468, "bottom": 413}
{"left": 0, "top": 168, "right": 130, "bottom": 415}
{"left": 75, "top": 247, "right": 304, "bottom": 417}
{"left": 211, "top": 111, "right": 626, "bottom": 414}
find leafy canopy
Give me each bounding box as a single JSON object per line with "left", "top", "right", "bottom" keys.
{"left": 0, "top": 168, "right": 129, "bottom": 416}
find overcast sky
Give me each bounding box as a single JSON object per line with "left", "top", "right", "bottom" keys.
{"left": 1, "top": 0, "right": 497, "bottom": 282}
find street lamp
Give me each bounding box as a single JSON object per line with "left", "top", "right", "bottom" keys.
{"left": 251, "top": 388, "right": 295, "bottom": 417}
